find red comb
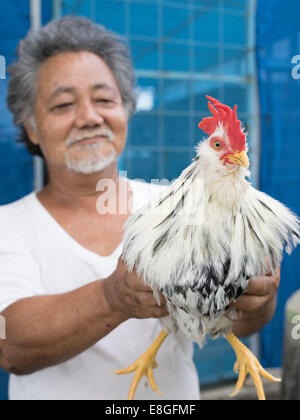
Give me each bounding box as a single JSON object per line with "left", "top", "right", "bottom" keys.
{"left": 198, "top": 96, "right": 246, "bottom": 151}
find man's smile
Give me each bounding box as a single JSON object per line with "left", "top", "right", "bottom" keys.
{"left": 66, "top": 128, "right": 115, "bottom": 149}
{"left": 71, "top": 135, "right": 110, "bottom": 147}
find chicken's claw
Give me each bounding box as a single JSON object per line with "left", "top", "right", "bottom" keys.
{"left": 226, "top": 333, "right": 281, "bottom": 400}
{"left": 113, "top": 330, "right": 169, "bottom": 400}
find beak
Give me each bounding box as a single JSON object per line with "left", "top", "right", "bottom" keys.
{"left": 225, "top": 150, "right": 250, "bottom": 169}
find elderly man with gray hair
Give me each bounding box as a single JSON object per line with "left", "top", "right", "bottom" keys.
{"left": 0, "top": 16, "right": 200, "bottom": 400}
{"left": 0, "top": 16, "right": 280, "bottom": 401}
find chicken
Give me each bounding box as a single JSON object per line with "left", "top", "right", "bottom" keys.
{"left": 114, "top": 96, "right": 300, "bottom": 400}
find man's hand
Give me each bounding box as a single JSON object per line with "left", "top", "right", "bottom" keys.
{"left": 231, "top": 266, "right": 281, "bottom": 337}
{"left": 103, "top": 257, "right": 169, "bottom": 320}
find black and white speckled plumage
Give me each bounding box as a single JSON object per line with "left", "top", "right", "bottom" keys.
{"left": 122, "top": 126, "right": 300, "bottom": 347}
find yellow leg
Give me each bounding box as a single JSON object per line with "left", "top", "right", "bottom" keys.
{"left": 113, "top": 330, "right": 169, "bottom": 400}
{"left": 226, "top": 332, "right": 281, "bottom": 400}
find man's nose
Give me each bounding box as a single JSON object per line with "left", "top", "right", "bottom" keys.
{"left": 75, "top": 100, "right": 104, "bottom": 128}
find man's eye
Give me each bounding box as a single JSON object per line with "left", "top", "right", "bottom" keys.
{"left": 54, "top": 103, "right": 73, "bottom": 109}
{"left": 95, "top": 99, "right": 113, "bottom": 104}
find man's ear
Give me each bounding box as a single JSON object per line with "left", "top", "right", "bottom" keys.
{"left": 23, "top": 119, "right": 40, "bottom": 146}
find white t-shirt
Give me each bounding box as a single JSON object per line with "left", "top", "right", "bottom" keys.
{"left": 0, "top": 179, "right": 200, "bottom": 401}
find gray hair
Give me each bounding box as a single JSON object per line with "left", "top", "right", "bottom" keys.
{"left": 7, "top": 16, "right": 136, "bottom": 157}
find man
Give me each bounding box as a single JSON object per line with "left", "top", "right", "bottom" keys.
{"left": 0, "top": 16, "right": 280, "bottom": 400}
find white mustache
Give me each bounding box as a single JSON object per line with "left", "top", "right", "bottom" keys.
{"left": 66, "top": 129, "right": 115, "bottom": 147}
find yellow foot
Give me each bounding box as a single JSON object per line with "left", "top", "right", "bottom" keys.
{"left": 113, "top": 330, "right": 169, "bottom": 400}
{"left": 226, "top": 333, "right": 281, "bottom": 400}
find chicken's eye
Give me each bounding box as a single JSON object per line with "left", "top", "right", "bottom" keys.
{"left": 210, "top": 137, "right": 224, "bottom": 152}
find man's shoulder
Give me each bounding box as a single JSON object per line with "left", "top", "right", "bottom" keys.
{"left": 129, "top": 178, "right": 168, "bottom": 196}
{"left": 128, "top": 178, "right": 168, "bottom": 209}
{"left": 0, "top": 192, "right": 36, "bottom": 230}
{"left": 0, "top": 192, "right": 46, "bottom": 256}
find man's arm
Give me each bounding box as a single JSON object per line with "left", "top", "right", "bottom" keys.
{"left": 0, "top": 258, "right": 168, "bottom": 375}
{"left": 231, "top": 267, "right": 280, "bottom": 337}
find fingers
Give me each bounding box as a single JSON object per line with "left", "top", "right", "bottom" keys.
{"left": 117, "top": 257, "right": 148, "bottom": 291}
{"left": 131, "top": 291, "right": 166, "bottom": 308}
{"left": 244, "top": 276, "right": 274, "bottom": 297}
{"left": 127, "top": 303, "right": 169, "bottom": 319}
{"left": 151, "top": 305, "right": 170, "bottom": 318}
{"left": 272, "top": 266, "right": 281, "bottom": 289}
{"left": 231, "top": 269, "right": 280, "bottom": 312}
{"left": 246, "top": 265, "right": 280, "bottom": 294}
{"left": 115, "top": 257, "right": 169, "bottom": 319}
{"left": 125, "top": 275, "right": 153, "bottom": 292}
{"left": 231, "top": 294, "right": 267, "bottom": 312}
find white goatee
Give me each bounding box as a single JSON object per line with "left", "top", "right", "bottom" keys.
{"left": 64, "top": 128, "right": 117, "bottom": 174}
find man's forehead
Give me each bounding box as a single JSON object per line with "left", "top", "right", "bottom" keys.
{"left": 37, "top": 51, "right": 120, "bottom": 98}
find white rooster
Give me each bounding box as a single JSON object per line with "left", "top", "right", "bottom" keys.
{"left": 114, "top": 96, "right": 300, "bottom": 400}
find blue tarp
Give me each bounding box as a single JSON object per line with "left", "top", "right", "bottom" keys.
{"left": 0, "top": 0, "right": 52, "bottom": 400}
{"left": 0, "top": 1, "right": 34, "bottom": 205}
{"left": 0, "top": 1, "right": 33, "bottom": 400}
{"left": 256, "top": 0, "right": 300, "bottom": 367}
